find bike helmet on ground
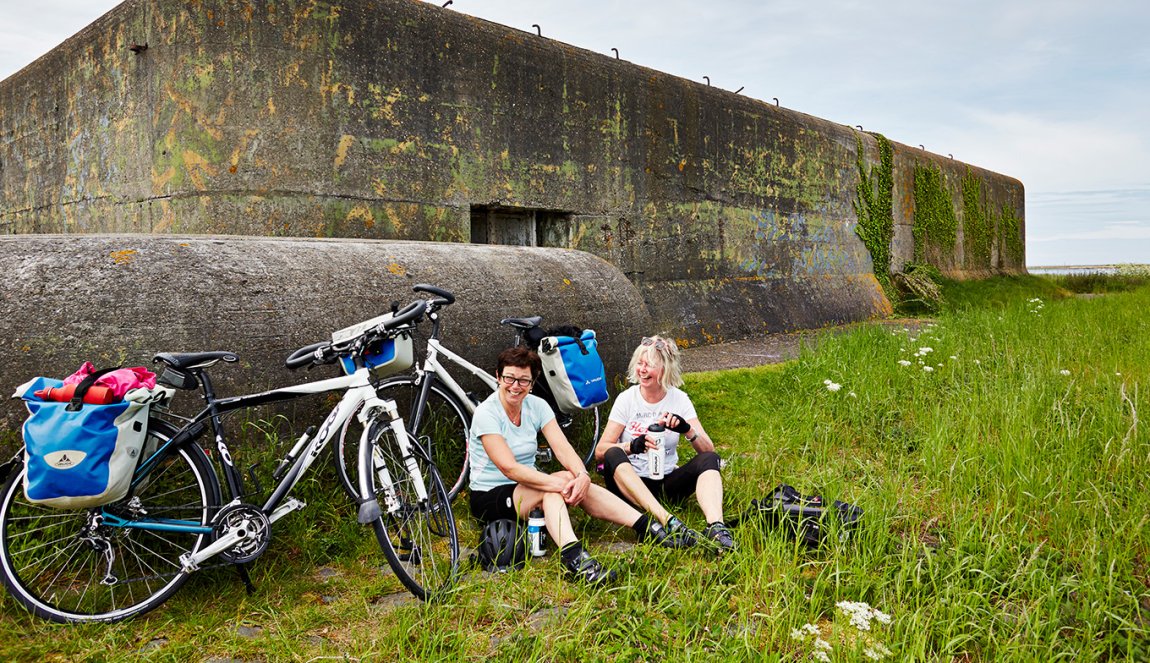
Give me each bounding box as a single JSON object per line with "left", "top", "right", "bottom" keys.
{"left": 477, "top": 519, "right": 528, "bottom": 572}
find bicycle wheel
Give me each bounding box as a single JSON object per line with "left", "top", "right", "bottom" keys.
{"left": 0, "top": 419, "right": 220, "bottom": 623}
{"left": 363, "top": 419, "right": 459, "bottom": 601}
{"left": 333, "top": 401, "right": 369, "bottom": 500}
{"left": 371, "top": 375, "right": 473, "bottom": 501}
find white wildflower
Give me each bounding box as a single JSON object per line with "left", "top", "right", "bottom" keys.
{"left": 813, "top": 651, "right": 830, "bottom": 663}
{"left": 803, "top": 623, "right": 820, "bottom": 636}
{"left": 1116, "top": 372, "right": 1122, "bottom": 376}
{"left": 864, "top": 642, "right": 893, "bottom": 660}
{"left": 919, "top": 347, "right": 933, "bottom": 354}
{"left": 1060, "top": 369, "right": 1071, "bottom": 376}
{"left": 824, "top": 379, "right": 833, "bottom": 385}
{"left": 827, "top": 382, "right": 842, "bottom": 392}
{"left": 791, "top": 628, "right": 805, "bottom": 641}
{"left": 849, "top": 392, "right": 857, "bottom": 398}
{"left": 814, "top": 637, "right": 833, "bottom": 651}
{"left": 949, "top": 355, "right": 957, "bottom": 360}
{"left": 973, "top": 359, "right": 981, "bottom": 365}
{"left": 898, "top": 360, "right": 912, "bottom": 367}
{"left": 872, "top": 608, "right": 892, "bottom": 625}
{"left": 923, "top": 366, "right": 934, "bottom": 372}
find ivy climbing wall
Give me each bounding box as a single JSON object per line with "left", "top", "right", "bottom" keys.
{"left": 0, "top": 0, "right": 1024, "bottom": 345}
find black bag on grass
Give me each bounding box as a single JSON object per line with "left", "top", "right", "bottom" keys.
{"left": 748, "top": 484, "right": 863, "bottom": 547}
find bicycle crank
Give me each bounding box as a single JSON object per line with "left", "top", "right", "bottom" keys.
{"left": 214, "top": 503, "right": 272, "bottom": 564}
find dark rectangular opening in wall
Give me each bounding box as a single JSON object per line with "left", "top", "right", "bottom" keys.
{"left": 469, "top": 205, "right": 573, "bottom": 247}
{"left": 535, "top": 211, "right": 575, "bottom": 248}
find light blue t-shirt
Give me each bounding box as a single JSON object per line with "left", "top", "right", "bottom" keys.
{"left": 468, "top": 392, "right": 555, "bottom": 492}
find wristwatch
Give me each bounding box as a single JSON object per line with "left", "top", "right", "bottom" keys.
{"left": 686, "top": 431, "right": 698, "bottom": 442}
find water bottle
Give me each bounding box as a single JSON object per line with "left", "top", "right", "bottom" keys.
{"left": 527, "top": 507, "right": 547, "bottom": 557}
{"left": 647, "top": 423, "right": 666, "bottom": 480}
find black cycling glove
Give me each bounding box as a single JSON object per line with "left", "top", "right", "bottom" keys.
{"left": 666, "top": 414, "right": 691, "bottom": 434}
{"left": 628, "top": 434, "right": 648, "bottom": 455}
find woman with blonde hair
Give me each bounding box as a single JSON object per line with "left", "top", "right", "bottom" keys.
{"left": 593, "top": 335, "right": 734, "bottom": 553}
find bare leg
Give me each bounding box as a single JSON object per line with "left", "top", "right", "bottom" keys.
{"left": 610, "top": 463, "right": 672, "bottom": 525}
{"left": 696, "top": 469, "right": 724, "bottom": 523}
{"left": 513, "top": 483, "right": 578, "bottom": 547}
{"left": 577, "top": 484, "right": 642, "bottom": 527}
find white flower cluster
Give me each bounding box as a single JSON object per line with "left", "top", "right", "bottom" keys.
{"left": 836, "top": 600, "right": 892, "bottom": 632}
{"left": 790, "top": 623, "right": 833, "bottom": 662}
{"left": 1059, "top": 369, "right": 1071, "bottom": 376}
{"left": 1027, "top": 297, "right": 1045, "bottom": 314}
{"left": 824, "top": 379, "right": 842, "bottom": 392}
{"left": 792, "top": 602, "right": 894, "bottom": 661}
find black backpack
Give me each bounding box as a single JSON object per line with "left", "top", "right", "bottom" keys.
{"left": 746, "top": 484, "right": 863, "bottom": 548}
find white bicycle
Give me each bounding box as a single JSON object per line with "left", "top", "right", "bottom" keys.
{"left": 334, "top": 284, "right": 602, "bottom": 502}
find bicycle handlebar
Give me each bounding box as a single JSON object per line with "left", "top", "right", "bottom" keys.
{"left": 412, "top": 283, "right": 455, "bottom": 309}
{"left": 285, "top": 299, "right": 427, "bottom": 371}
{"left": 383, "top": 299, "right": 427, "bottom": 330}
{"left": 285, "top": 341, "right": 331, "bottom": 370}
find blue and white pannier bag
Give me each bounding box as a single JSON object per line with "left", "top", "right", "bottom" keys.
{"left": 13, "top": 377, "right": 170, "bottom": 509}
{"left": 538, "top": 330, "right": 610, "bottom": 414}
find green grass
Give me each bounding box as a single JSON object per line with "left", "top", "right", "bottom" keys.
{"left": 1038, "top": 264, "right": 1150, "bottom": 295}
{"left": 1, "top": 278, "right": 1148, "bottom": 661}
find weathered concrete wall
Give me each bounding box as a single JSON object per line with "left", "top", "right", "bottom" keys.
{"left": 0, "top": 235, "right": 648, "bottom": 432}
{"left": 890, "top": 147, "right": 1026, "bottom": 277}
{"left": 0, "top": 0, "right": 1024, "bottom": 346}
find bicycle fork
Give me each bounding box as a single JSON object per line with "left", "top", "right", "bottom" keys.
{"left": 356, "top": 396, "right": 429, "bottom": 525}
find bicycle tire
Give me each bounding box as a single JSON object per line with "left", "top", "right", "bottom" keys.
{"left": 362, "top": 419, "right": 459, "bottom": 601}
{"left": 369, "top": 375, "right": 472, "bottom": 501}
{"left": 0, "top": 419, "right": 220, "bottom": 623}
{"left": 333, "top": 401, "right": 369, "bottom": 500}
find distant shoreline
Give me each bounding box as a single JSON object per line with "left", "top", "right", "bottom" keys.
{"left": 1028, "top": 264, "right": 1148, "bottom": 275}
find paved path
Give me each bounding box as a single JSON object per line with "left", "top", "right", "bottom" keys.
{"left": 680, "top": 319, "right": 927, "bottom": 373}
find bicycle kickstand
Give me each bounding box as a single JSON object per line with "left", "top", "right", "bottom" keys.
{"left": 235, "top": 563, "right": 257, "bottom": 595}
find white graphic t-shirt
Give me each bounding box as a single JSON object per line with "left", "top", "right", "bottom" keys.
{"left": 606, "top": 386, "right": 697, "bottom": 478}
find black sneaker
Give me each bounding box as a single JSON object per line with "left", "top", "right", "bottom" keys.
{"left": 563, "top": 550, "right": 617, "bottom": 585}
{"left": 641, "top": 521, "right": 696, "bottom": 549}
{"left": 705, "top": 522, "right": 736, "bottom": 554}
{"left": 667, "top": 515, "right": 700, "bottom": 547}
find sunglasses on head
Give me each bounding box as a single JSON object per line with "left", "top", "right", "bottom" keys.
{"left": 641, "top": 337, "right": 672, "bottom": 351}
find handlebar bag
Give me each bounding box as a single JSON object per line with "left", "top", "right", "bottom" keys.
{"left": 538, "top": 330, "right": 609, "bottom": 414}
{"left": 12, "top": 376, "right": 167, "bottom": 509}
{"left": 337, "top": 330, "right": 414, "bottom": 379}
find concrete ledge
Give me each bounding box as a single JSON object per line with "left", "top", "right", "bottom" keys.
{"left": 0, "top": 235, "right": 650, "bottom": 432}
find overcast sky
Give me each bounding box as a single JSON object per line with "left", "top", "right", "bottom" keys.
{"left": 2, "top": 0, "right": 1147, "bottom": 267}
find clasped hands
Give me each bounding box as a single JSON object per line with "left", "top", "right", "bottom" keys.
{"left": 559, "top": 470, "right": 590, "bottom": 505}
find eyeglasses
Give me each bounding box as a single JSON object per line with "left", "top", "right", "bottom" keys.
{"left": 641, "top": 337, "right": 671, "bottom": 351}
{"left": 499, "top": 374, "right": 535, "bottom": 388}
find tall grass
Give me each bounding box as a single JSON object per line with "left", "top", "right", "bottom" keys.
{"left": 1, "top": 279, "right": 1147, "bottom": 661}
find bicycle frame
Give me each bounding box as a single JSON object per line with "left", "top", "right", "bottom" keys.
{"left": 105, "top": 363, "right": 420, "bottom": 572}
{"left": 414, "top": 337, "right": 499, "bottom": 418}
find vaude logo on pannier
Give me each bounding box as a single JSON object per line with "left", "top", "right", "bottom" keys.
{"left": 44, "top": 451, "right": 87, "bottom": 469}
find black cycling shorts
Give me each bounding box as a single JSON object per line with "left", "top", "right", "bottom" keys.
{"left": 469, "top": 483, "right": 520, "bottom": 523}
{"left": 601, "top": 449, "right": 721, "bottom": 506}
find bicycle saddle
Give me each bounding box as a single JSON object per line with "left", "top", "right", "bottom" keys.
{"left": 152, "top": 351, "right": 240, "bottom": 370}
{"left": 500, "top": 316, "right": 542, "bottom": 330}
